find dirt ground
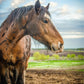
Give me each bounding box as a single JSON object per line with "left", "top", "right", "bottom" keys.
{"left": 26, "top": 50, "right": 84, "bottom": 84}
{"left": 25, "top": 69, "right": 84, "bottom": 84}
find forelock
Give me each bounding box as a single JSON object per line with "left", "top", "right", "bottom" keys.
{"left": 44, "top": 13, "right": 50, "bottom": 20}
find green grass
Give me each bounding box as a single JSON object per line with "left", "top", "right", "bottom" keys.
{"left": 29, "top": 57, "right": 34, "bottom": 60}
{"left": 28, "top": 60, "right": 84, "bottom": 69}
{"left": 77, "top": 69, "right": 84, "bottom": 71}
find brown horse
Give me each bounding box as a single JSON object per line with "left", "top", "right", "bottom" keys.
{"left": 0, "top": 0, "right": 64, "bottom": 84}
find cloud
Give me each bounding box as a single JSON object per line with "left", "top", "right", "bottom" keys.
{"left": 49, "top": 2, "right": 58, "bottom": 13}
{"left": 68, "top": 13, "right": 84, "bottom": 20}
{"left": 73, "top": 9, "right": 84, "bottom": 20}
{"left": 38, "top": 0, "right": 45, "bottom": 4}
{"left": 51, "top": 10, "right": 84, "bottom": 20}
{"left": 0, "top": 12, "right": 9, "bottom": 17}
{"left": 76, "top": 9, "right": 83, "bottom": 14}
{"left": 60, "top": 32, "right": 84, "bottom": 39}
{"left": 61, "top": 5, "right": 68, "bottom": 13}
{"left": 0, "top": 12, "right": 9, "bottom": 25}
{"left": 11, "top": 0, "right": 25, "bottom": 8}
{"left": 60, "top": 32, "right": 84, "bottom": 35}
{"left": 55, "top": 5, "right": 69, "bottom": 16}
{"left": 24, "top": 0, "right": 46, "bottom": 7}
{"left": 50, "top": 4, "right": 84, "bottom": 20}
{"left": 63, "top": 35, "right": 84, "bottom": 39}
{"left": 50, "top": 2, "right": 57, "bottom": 7}
{"left": 24, "top": 1, "right": 34, "bottom": 6}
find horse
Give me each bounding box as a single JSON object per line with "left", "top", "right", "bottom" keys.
{"left": 0, "top": 0, "right": 64, "bottom": 84}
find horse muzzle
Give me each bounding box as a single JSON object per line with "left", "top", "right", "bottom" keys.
{"left": 51, "top": 42, "right": 64, "bottom": 53}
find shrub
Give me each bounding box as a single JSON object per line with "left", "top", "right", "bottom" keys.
{"left": 71, "top": 54, "right": 76, "bottom": 59}
{"left": 67, "top": 54, "right": 76, "bottom": 60}
{"left": 40, "top": 54, "right": 46, "bottom": 61}
{"left": 67, "top": 54, "right": 71, "bottom": 59}
{"left": 77, "top": 55, "right": 84, "bottom": 60}
{"left": 33, "top": 52, "right": 41, "bottom": 60}
{"left": 33, "top": 52, "right": 50, "bottom": 61}
{"left": 52, "top": 54, "right": 60, "bottom": 60}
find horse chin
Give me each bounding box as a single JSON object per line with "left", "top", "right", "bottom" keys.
{"left": 49, "top": 46, "right": 64, "bottom": 53}
{"left": 51, "top": 48, "right": 63, "bottom": 53}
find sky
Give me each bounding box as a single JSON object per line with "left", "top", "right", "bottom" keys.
{"left": 0, "top": 0, "right": 84, "bottom": 49}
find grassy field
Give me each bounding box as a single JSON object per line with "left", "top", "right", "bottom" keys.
{"left": 28, "top": 59, "right": 84, "bottom": 69}
{"left": 27, "top": 50, "right": 84, "bottom": 70}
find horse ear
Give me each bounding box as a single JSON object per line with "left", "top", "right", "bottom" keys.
{"left": 35, "top": 0, "right": 41, "bottom": 15}
{"left": 46, "top": 3, "right": 50, "bottom": 10}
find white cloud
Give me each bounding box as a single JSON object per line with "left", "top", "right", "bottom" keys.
{"left": 11, "top": 0, "right": 25, "bottom": 8}
{"left": 49, "top": 2, "right": 58, "bottom": 13}
{"left": 60, "top": 32, "right": 84, "bottom": 39}
{"left": 67, "top": 13, "right": 84, "bottom": 20}
{"left": 34, "top": 0, "right": 45, "bottom": 4}
{"left": 52, "top": 10, "right": 84, "bottom": 20}
{"left": 72, "top": 9, "right": 84, "bottom": 20}
{"left": 59, "top": 5, "right": 69, "bottom": 16}
{"left": 61, "top": 5, "right": 68, "bottom": 13}
{"left": 60, "top": 32, "right": 84, "bottom": 35}
{"left": 50, "top": 5, "right": 69, "bottom": 15}
{"left": 0, "top": 12, "right": 9, "bottom": 17}
{"left": 50, "top": 2, "right": 57, "bottom": 7}
{"left": 24, "top": 1, "right": 34, "bottom": 6}
{"left": 50, "top": 4, "right": 84, "bottom": 20}
{"left": 63, "top": 35, "right": 84, "bottom": 39}
{"left": 76, "top": 9, "right": 83, "bottom": 14}
{"left": 24, "top": 0, "right": 45, "bottom": 7}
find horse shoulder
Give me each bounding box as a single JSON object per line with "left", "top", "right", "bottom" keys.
{"left": 12, "top": 35, "right": 31, "bottom": 64}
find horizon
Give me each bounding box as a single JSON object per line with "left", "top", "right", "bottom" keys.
{"left": 0, "top": 0, "right": 84, "bottom": 49}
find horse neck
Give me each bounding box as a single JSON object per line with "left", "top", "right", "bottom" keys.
{"left": 0, "top": 8, "right": 35, "bottom": 48}
{"left": 0, "top": 20, "right": 25, "bottom": 49}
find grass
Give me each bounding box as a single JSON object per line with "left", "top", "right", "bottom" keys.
{"left": 77, "top": 69, "right": 84, "bottom": 72}
{"left": 28, "top": 51, "right": 84, "bottom": 70}
{"left": 28, "top": 60, "right": 84, "bottom": 69}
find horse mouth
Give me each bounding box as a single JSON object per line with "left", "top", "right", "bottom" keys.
{"left": 51, "top": 47, "right": 63, "bottom": 53}
{"left": 38, "top": 41, "right": 64, "bottom": 53}
{"left": 49, "top": 44, "right": 64, "bottom": 53}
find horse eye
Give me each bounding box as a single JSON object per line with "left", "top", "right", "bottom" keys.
{"left": 43, "top": 20, "right": 48, "bottom": 23}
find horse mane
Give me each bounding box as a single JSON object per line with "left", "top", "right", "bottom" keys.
{"left": 0, "top": 5, "right": 33, "bottom": 29}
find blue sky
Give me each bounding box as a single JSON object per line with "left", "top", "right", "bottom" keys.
{"left": 0, "top": 0, "right": 84, "bottom": 49}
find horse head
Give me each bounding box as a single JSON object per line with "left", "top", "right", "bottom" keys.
{"left": 3, "top": 0, "right": 64, "bottom": 53}
{"left": 23, "top": 0, "right": 64, "bottom": 53}
{"left": 22, "top": 0, "right": 64, "bottom": 53}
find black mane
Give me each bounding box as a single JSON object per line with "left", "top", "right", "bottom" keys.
{"left": 0, "top": 5, "right": 33, "bottom": 28}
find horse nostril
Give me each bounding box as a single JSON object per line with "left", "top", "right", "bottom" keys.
{"left": 52, "top": 46, "right": 56, "bottom": 51}
{"left": 58, "top": 42, "right": 63, "bottom": 49}
{"left": 60, "top": 44, "right": 63, "bottom": 48}
{"left": 51, "top": 44, "right": 57, "bottom": 51}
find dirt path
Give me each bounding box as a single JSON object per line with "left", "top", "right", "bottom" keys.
{"left": 25, "top": 69, "right": 84, "bottom": 84}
